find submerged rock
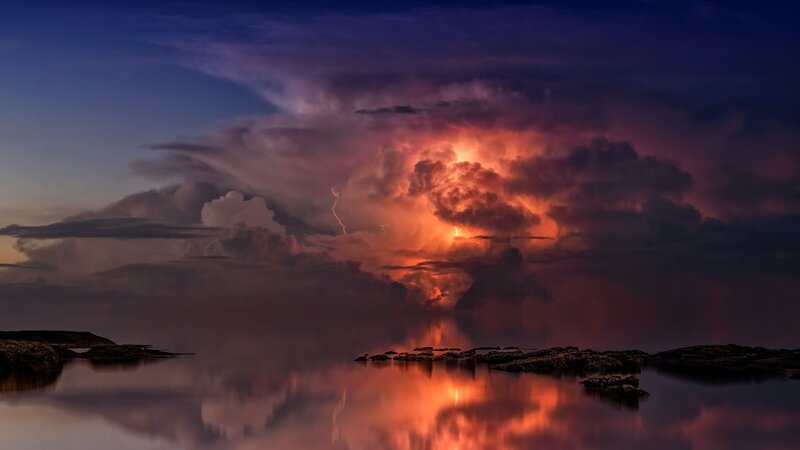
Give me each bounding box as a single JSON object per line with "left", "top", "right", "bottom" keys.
{"left": 580, "top": 375, "right": 649, "bottom": 409}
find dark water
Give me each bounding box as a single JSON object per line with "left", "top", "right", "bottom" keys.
{"left": 1, "top": 304, "right": 799, "bottom": 450}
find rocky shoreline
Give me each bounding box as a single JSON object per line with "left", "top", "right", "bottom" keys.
{"left": 0, "top": 330, "right": 185, "bottom": 393}
{"left": 355, "top": 344, "right": 800, "bottom": 408}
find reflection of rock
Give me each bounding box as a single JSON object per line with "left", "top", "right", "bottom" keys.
{"left": 0, "top": 369, "right": 62, "bottom": 394}
{"left": 648, "top": 345, "right": 800, "bottom": 382}
{"left": 580, "top": 375, "right": 649, "bottom": 410}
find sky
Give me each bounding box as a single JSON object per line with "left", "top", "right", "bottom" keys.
{"left": 1, "top": 1, "right": 800, "bottom": 341}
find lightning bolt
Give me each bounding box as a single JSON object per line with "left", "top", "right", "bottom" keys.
{"left": 331, "top": 187, "right": 347, "bottom": 235}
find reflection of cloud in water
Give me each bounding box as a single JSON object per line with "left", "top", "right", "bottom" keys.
{"left": 0, "top": 310, "right": 800, "bottom": 449}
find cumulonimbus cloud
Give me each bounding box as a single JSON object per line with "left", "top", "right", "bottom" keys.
{"left": 4, "top": 2, "right": 800, "bottom": 312}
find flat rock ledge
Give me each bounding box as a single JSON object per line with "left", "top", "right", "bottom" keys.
{"left": 355, "top": 344, "right": 800, "bottom": 409}
{"left": 648, "top": 344, "right": 800, "bottom": 382}
{"left": 356, "top": 346, "right": 647, "bottom": 375}
{"left": 0, "top": 330, "right": 184, "bottom": 374}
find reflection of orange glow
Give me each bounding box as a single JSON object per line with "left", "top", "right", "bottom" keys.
{"left": 401, "top": 320, "right": 471, "bottom": 351}
{"left": 503, "top": 387, "right": 560, "bottom": 435}
{"left": 336, "top": 361, "right": 574, "bottom": 450}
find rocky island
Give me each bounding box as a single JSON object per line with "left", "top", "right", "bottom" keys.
{"left": 356, "top": 344, "right": 800, "bottom": 408}
{"left": 0, "top": 330, "right": 185, "bottom": 393}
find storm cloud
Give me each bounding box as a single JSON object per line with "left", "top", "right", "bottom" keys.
{"left": 3, "top": 0, "right": 800, "bottom": 314}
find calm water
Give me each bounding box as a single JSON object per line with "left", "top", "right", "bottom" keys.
{"left": 1, "top": 305, "right": 799, "bottom": 450}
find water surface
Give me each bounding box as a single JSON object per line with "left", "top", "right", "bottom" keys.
{"left": 1, "top": 306, "right": 799, "bottom": 449}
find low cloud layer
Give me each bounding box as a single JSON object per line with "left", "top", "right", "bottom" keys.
{"left": 0, "top": 218, "right": 213, "bottom": 239}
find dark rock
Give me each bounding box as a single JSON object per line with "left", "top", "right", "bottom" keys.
{"left": 649, "top": 345, "right": 800, "bottom": 382}
{"left": 492, "top": 347, "right": 644, "bottom": 376}
{"left": 368, "top": 354, "right": 392, "bottom": 361}
{"left": 0, "top": 340, "right": 62, "bottom": 372}
{"left": 354, "top": 354, "right": 368, "bottom": 362}
{"left": 384, "top": 351, "right": 398, "bottom": 355}
{"left": 433, "top": 352, "right": 463, "bottom": 361}
{"left": 0, "top": 331, "right": 114, "bottom": 347}
{"left": 355, "top": 344, "right": 800, "bottom": 412}
{"left": 474, "top": 350, "right": 526, "bottom": 364}
{"left": 395, "top": 353, "right": 434, "bottom": 362}
{"left": 580, "top": 375, "right": 649, "bottom": 409}
{"left": 0, "top": 330, "right": 183, "bottom": 393}
{"left": 81, "top": 345, "right": 179, "bottom": 362}
{"left": 434, "top": 347, "right": 461, "bottom": 351}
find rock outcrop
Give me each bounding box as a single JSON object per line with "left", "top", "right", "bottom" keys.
{"left": 648, "top": 344, "right": 800, "bottom": 382}
{"left": 0, "top": 330, "right": 185, "bottom": 393}
{"left": 580, "top": 375, "right": 649, "bottom": 409}
{"left": 355, "top": 344, "right": 800, "bottom": 410}
{"left": 0, "top": 331, "right": 114, "bottom": 347}
{"left": 0, "top": 340, "right": 61, "bottom": 372}
{"left": 492, "top": 348, "right": 646, "bottom": 375}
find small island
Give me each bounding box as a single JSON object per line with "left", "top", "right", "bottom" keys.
{"left": 356, "top": 345, "right": 800, "bottom": 408}
{"left": 0, "top": 330, "right": 185, "bottom": 393}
